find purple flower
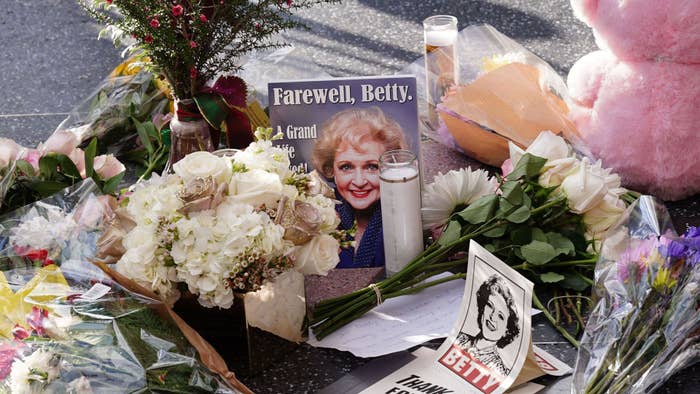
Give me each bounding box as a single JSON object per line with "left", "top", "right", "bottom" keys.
{"left": 685, "top": 226, "right": 700, "bottom": 239}
{"left": 660, "top": 239, "right": 687, "bottom": 260}
{"left": 687, "top": 251, "right": 700, "bottom": 267}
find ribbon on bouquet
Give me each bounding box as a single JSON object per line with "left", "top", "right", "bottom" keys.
{"left": 193, "top": 76, "right": 255, "bottom": 148}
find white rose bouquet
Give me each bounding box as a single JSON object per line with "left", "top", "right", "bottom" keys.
{"left": 102, "top": 128, "right": 342, "bottom": 310}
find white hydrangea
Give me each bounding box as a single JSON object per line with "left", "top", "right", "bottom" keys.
{"left": 126, "top": 174, "right": 182, "bottom": 226}
{"left": 233, "top": 139, "right": 292, "bottom": 179}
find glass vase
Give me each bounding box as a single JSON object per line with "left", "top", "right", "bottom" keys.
{"left": 166, "top": 99, "right": 214, "bottom": 169}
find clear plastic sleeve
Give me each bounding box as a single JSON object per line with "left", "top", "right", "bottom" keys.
{"left": 401, "top": 24, "right": 583, "bottom": 167}
{"left": 572, "top": 196, "right": 700, "bottom": 393}
{"left": 53, "top": 64, "right": 171, "bottom": 156}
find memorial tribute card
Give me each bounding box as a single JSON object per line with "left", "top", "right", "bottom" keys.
{"left": 268, "top": 75, "right": 420, "bottom": 173}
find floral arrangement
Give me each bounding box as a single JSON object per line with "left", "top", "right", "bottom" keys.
{"left": 312, "top": 131, "right": 632, "bottom": 343}
{"left": 78, "top": 0, "right": 338, "bottom": 100}
{"left": 0, "top": 265, "right": 244, "bottom": 393}
{"left": 102, "top": 128, "right": 342, "bottom": 309}
{"left": 574, "top": 199, "right": 700, "bottom": 393}
{"left": 0, "top": 133, "right": 125, "bottom": 215}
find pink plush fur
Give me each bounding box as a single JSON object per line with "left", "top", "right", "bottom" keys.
{"left": 571, "top": 0, "right": 700, "bottom": 63}
{"left": 568, "top": 51, "right": 700, "bottom": 200}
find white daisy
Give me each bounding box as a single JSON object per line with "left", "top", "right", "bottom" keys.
{"left": 421, "top": 168, "right": 497, "bottom": 230}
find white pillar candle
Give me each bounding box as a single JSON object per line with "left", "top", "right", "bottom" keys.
{"left": 379, "top": 151, "right": 424, "bottom": 277}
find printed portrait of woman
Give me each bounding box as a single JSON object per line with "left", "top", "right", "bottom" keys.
{"left": 457, "top": 274, "right": 520, "bottom": 376}
{"left": 312, "top": 107, "right": 408, "bottom": 269}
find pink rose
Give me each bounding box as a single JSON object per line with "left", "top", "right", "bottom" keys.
{"left": 21, "top": 149, "right": 42, "bottom": 171}
{"left": 42, "top": 130, "right": 79, "bottom": 156}
{"left": 93, "top": 154, "right": 125, "bottom": 179}
{"left": 68, "top": 148, "right": 87, "bottom": 178}
{"left": 501, "top": 158, "right": 513, "bottom": 177}
{"left": 0, "top": 138, "right": 22, "bottom": 168}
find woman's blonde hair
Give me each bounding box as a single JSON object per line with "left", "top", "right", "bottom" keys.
{"left": 312, "top": 107, "right": 408, "bottom": 179}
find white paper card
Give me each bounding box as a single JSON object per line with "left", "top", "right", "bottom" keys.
{"left": 79, "top": 282, "right": 111, "bottom": 301}
{"left": 308, "top": 272, "right": 464, "bottom": 357}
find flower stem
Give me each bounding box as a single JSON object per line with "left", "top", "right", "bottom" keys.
{"left": 532, "top": 292, "right": 580, "bottom": 348}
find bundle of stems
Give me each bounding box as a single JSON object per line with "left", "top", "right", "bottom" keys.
{"left": 311, "top": 221, "right": 500, "bottom": 340}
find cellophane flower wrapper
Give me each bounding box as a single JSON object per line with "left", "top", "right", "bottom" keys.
{"left": 401, "top": 24, "right": 585, "bottom": 166}
{"left": 53, "top": 61, "right": 170, "bottom": 156}
{"left": 0, "top": 179, "right": 110, "bottom": 281}
{"left": 0, "top": 265, "right": 243, "bottom": 393}
{"left": 0, "top": 179, "right": 250, "bottom": 393}
{"left": 572, "top": 196, "right": 700, "bottom": 393}
{"left": 0, "top": 160, "right": 18, "bottom": 212}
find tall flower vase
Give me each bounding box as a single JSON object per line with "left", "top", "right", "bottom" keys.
{"left": 166, "top": 99, "right": 214, "bottom": 170}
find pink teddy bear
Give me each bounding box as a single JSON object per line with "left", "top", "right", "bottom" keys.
{"left": 567, "top": 0, "right": 700, "bottom": 200}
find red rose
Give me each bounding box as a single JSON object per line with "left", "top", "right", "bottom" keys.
{"left": 144, "top": 35, "right": 154, "bottom": 43}
{"left": 199, "top": 14, "right": 208, "bottom": 23}
{"left": 189, "top": 41, "right": 197, "bottom": 48}
{"left": 190, "top": 67, "right": 198, "bottom": 79}
{"left": 150, "top": 18, "right": 160, "bottom": 28}
{"left": 172, "top": 4, "right": 184, "bottom": 17}
{"left": 25, "top": 248, "right": 48, "bottom": 262}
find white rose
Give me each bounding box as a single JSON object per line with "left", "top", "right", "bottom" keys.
{"left": 0, "top": 138, "right": 22, "bottom": 168}
{"left": 525, "top": 130, "right": 570, "bottom": 161}
{"left": 291, "top": 234, "right": 340, "bottom": 275}
{"left": 560, "top": 158, "right": 608, "bottom": 214}
{"left": 229, "top": 169, "right": 284, "bottom": 208}
{"left": 538, "top": 157, "right": 578, "bottom": 187}
{"left": 583, "top": 194, "right": 627, "bottom": 239}
{"left": 173, "top": 151, "right": 231, "bottom": 184}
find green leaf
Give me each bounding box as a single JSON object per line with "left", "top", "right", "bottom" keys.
{"left": 84, "top": 138, "right": 98, "bottom": 178}
{"left": 496, "top": 197, "right": 515, "bottom": 219}
{"left": 540, "top": 272, "right": 565, "bottom": 283}
{"left": 500, "top": 181, "right": 523, "bottom": 205}
{"left": 561, "top": 272, "right": 590, "bottom": 291}
{"left": 510, "top": 226, "right": 532, "bottom": 245}
{"left": 458, "top": 194, "right": 498, "bottom": 224}
{"left": 483, "top": 224, "right": 507, "bottom": 238}
{"left": 507, "top": 153, "right": 547, "bottom": 181}
{"left": 101, "top": 172, "right": 124, "bottom": 195}
{"left": 15, "top": 160, "right": 36, "bottom": 177}
{"left": 54, "top": 154, "right": 81, "bottom": 179}
{"left": 438, "top": 220, "right": 461, "bottom": 247}
{"left": 531, "top": 228, "right": 547, "bottom": 242}
{"left": 521, "top": 240, "right": 557, "bottom": 265}
{"left": 546, "top": 232, "right": 576, "bottom": 256}
{"left": 38, "top": 155, "right": 59, "bottom": 179}
{"left": 484, "top": 244, "right": 496, "bottom": 253}
{"left": 27, "top": 180, "right": 68, "bottom": 197}
{"left": 134, "top": 117, "right": 154, "bottom": 155}
{"left": 506, "top": 205, "right": 530, "bottom": 224}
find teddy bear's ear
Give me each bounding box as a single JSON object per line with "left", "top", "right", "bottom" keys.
{"left": 570, "top": 0, "right": 599, "bottom": 25}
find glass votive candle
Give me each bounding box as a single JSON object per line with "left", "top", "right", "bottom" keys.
{"left": 423, "top": 15, "right": 459, "bottom": 126}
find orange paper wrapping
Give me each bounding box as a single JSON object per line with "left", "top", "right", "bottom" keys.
{"left": 438, "top": 62, "right": 578, "bottom": 167}
{"left": 94, "top": 261, "right": 254, "bottom": 394}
